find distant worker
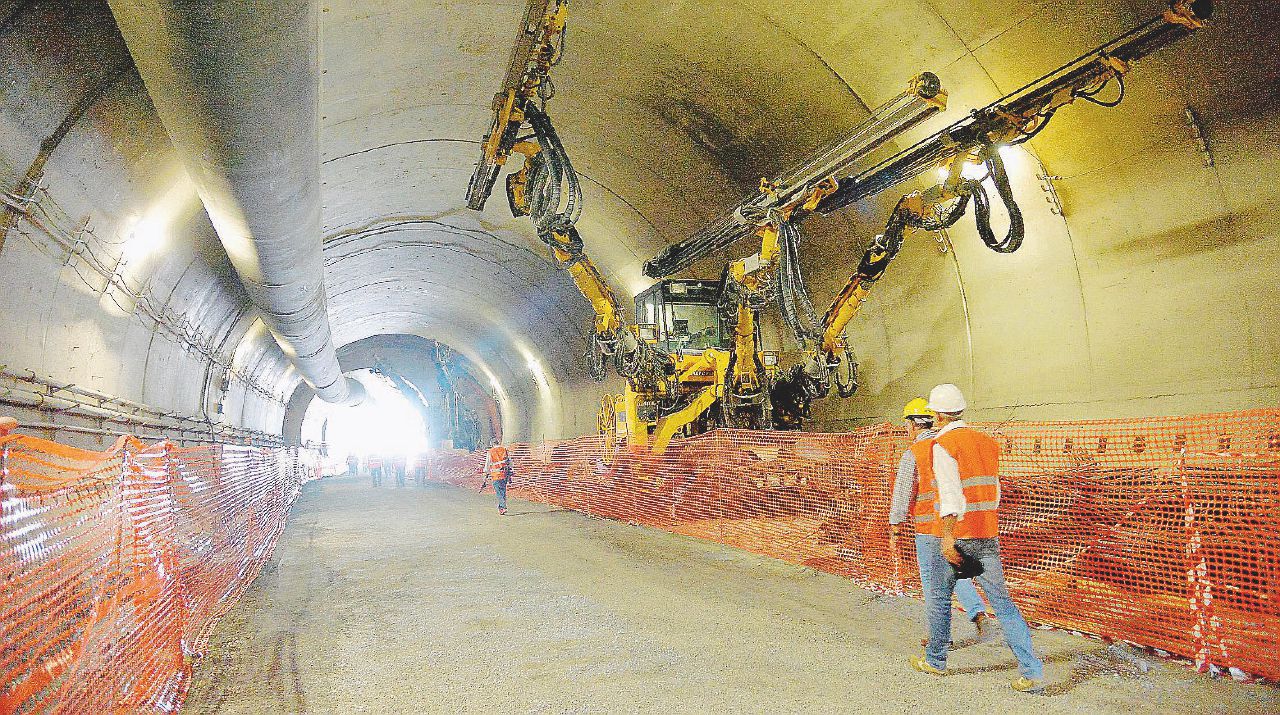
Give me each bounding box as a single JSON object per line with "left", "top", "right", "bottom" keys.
{"left": 0, "top": 416, "right": 17, "bottom": 437}
{"left": 346, "top": 453, "right": 359, "bottom": 477}
{"left": 414, "top": 452, "right": 429, "bottom": 487}
{"left": 392, "top": 453, "right": 407, "bottom": 488}
{"left": 908, "top": 384, "right": 1044, "bottom": 693}
{"left": 369, "top": 454, "right": 384, "bottom": 487}
{"left": 480, "top": 438, "right": 514, "bottom": 515}
{"left": 889, "top": 398, "right": 991, "bottom": 648}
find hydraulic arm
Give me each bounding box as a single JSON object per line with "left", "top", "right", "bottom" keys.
{"left": 467, "top": 0, "right": 696, "bottom": 451}
{"left": 465, "top": 0, "right": 568, "bottom": 211}
{"left": 768, "top": 0, "right": 1213, "bottom": 423}
{"left": 508, "top": 106, "right": 674, "bottom": 395}
{"left": 674, "top": 74, "right": 951, "bottom": 429}
{"left": 643, "top": 72, "right": 947, "bottom": 280}
{"left": 817, "top": 0, "right": 1213, "bottom": 215}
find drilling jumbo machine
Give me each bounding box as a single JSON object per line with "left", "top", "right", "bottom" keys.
{"left": 466, "top": 0, "right": 1212, "bottom": 453}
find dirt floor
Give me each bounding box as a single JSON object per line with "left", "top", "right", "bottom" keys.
{"left": 185, "top": 476, "right": 1279, "bottom": 714}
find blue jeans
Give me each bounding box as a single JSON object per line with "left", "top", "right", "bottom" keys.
{"left": 919, "top": 535, "right": 1043, "bottom": 680}
{"left": 915, "top": 534, "right": 988, "bottom": 622}
{"left": 493, "top": 478, "right": 508, "bottom": 510}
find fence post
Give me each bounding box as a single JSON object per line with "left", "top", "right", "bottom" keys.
{"left": 1179, "top": 442, "right": 1225, "bottom": 675}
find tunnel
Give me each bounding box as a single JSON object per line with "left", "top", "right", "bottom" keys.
{"left": 0, "top": 0, "right": 1278, "bottom": 712}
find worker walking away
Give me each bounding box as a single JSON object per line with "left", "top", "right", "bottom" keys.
{"left": 346, "top": 453, "right": 359, "bottom": 477}
{"left": 392, "top": 453, "right": 407, "bottom": 488}
{"left": 480, "top": 439, "right": 514, "bottom": 515}
{"left": 414, "top": 452, "right": 429, "bottom": 487}
{"left": 908, "top": 384, "right": 1045, "bottom": 693}
{"left": 889, "top": 398, "right": 991, "bottom": 649}
{"left": 369, "top": 454, "right": 384, "bottom": 487}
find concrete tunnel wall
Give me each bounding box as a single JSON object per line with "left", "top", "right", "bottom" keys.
{"left": 0, "top": 0, "right": 1275, "bottom": 449}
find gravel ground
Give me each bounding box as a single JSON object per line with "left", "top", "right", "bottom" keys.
{"left": 184, "top": 476, "right": 1278, "bottom": 714}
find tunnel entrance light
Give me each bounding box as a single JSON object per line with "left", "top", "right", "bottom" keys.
{"left": 302, "top": 370, "right": 429, "bottom": 462}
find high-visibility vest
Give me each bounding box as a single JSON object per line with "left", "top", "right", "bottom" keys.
{"left": 913, "top": 427, "right": 1001, "bottom": 539}
{"left": 487, "top": 446, "right": 510, "bottom": 479}
{"left": 909, "top": 440, "right": 942, "bottom": 537}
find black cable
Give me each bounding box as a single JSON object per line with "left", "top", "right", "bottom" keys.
{"left": 970, "top": 146, "right": 1025, "bottom": 253}
{"left": 1076, "top": 72, "right": 1126, "bottom": 107}
{"left": 833, "top": 355, "right": 858, "bottom": 398}
{"left": 776, "top": 220, "right": 822, "bottom": 347}
{"left": 1010, "top": 107, "right": 1058, "bottom": 145}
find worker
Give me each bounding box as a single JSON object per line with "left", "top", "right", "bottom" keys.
{"left": 413, "top": 452, "right": 429, "bottom": 487}
{"left": 392, "top": 453, "right": 407, "bottom": 488}
{"left": 368, "top": 454, "right": 384, "bottom": 487}
{"left": 0, "top": 416, "right": 17, "bottom": 437}
{"left": 889, "top": 398, "right": 991, "bottom": 648}
{"left": 346, "top": 453, "right": 359, "bottom": 477}
{"left": 481, "top": 438, "right": 514, "bottom": 515}
{"left": 908, "top": 384, "right": 1044, "bottom": 693}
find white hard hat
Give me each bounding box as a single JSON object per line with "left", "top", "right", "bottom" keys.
{"left": 927, "top": 383, "right": 967, "bottom": 413}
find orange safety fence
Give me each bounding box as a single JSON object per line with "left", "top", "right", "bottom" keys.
{"left": 428, "top": 409, "right": 1280, "bottom": 681}
{"left": 0, "top": 433, "right": 318, "bottom": 714}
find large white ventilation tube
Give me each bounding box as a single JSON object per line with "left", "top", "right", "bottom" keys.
{"left": 108, "top": 0, "right": 363, "bottom": 404}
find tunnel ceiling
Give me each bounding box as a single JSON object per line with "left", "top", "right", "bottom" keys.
{"left": 1, "top": 0, "right": 1275, "bottom": 445}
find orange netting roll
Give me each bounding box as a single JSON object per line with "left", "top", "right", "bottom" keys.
{"left": 428, "top": 409, "right": 1280, "bottom": 681}
{"left": 0, "top": 434, "right": 315, "bottom": 713}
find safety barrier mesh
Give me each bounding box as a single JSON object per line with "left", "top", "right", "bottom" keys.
{"left": 428, "top": 409, "right": 1280, "bottom": 681}
{"left": 0, "top": 434, "right": 316, "bottom": 714}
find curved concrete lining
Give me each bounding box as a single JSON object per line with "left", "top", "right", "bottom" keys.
{"left": 0, "top": 0, "right": 1275, "bottom": 447}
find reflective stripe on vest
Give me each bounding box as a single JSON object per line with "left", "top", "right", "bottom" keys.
{"left": 909, "top": 440, "right": 941, "bottom": 536}
{"left": 487, "top": 446, "right": 510, "bottom": 478}
{"left": 913, "top": 490, "right": 938, "bottom": 524}
{"left": 935, "top": 427, "right": 1002, "bottom": 539}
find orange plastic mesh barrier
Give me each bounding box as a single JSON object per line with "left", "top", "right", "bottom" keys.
{"left": 428, "top": 409, "right": 1280, "bottom": 680}
{"left": 0, "top": 434, "right": 317, "bottom": 713}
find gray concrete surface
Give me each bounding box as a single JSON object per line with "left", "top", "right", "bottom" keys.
{"left": 185, "top": 477, "right": 1278, "bottom": 714}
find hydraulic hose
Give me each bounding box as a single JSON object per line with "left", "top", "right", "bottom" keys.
{"left": 970, "top": 146, "right": 1025, "bottom": 253}
{"left": 776, "top": 221, "right": 823, "bottom": 348}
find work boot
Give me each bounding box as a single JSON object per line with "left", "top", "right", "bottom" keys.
{"left": 909, "top": 655, "right": 945, "bottom": 676}
{"left": 1011, "top": 676, "right": 1044, "bottom": 694}
{"left": 973, "top": 612, "right": 994, "bottom": 642}
{"left": 498, "top": 507, "right": 507, "bottom": 515}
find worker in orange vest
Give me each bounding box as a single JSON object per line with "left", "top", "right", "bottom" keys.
{"left": 908, "top": 384, "right": 1045, "bottom": 693}
{"left": 481, "top": 438, "right": 514, "bottom": 515}
{"left": 889, "top": 398, "right": 991, "bottom": 648}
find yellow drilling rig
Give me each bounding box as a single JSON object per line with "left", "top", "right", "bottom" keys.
{"left": 464, "top": 0, "right": 944, "bottom": 452}
{"left": 644, "top": 0, "right": 1212, "bottom": 429}
{"left": 466, "top": 0, "right": 1212, "bottom": 452}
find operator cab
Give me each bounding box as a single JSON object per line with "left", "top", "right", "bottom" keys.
{"left": 634, "top": 279, "right": 731, "bottom": 355}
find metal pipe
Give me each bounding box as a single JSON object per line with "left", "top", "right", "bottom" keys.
{"left": 106, "top": 0, "right": 363, "bottom": 404}
{"left": 17, "top": 421, "right": 279, "bottom": 447}
{"left": 0, "top": 391, "right": 283, "bottom": 446}
{"left": 0, "top": 369, "right": 284, "bottom": 445}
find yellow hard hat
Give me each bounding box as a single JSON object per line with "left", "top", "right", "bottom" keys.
{"left": 902, "top": 398, "right": 935, "bottom": 421}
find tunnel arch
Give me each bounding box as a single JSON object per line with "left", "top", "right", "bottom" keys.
{"left": 0, "top": 0, "right": 1274, "bottom": 450}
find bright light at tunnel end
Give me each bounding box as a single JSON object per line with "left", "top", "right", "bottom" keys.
{"left": 302, "top": 370, "right": 431, "bottom": 463}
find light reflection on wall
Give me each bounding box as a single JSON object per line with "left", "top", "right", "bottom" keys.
{"left": 99, "top": 170, "right": 199, "bottom": 317}
{"left": 517, "top": 343, "right": 559, "bottom": 440}
{"left": 475, "top": 361, "right": 516, "bottom": 441}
